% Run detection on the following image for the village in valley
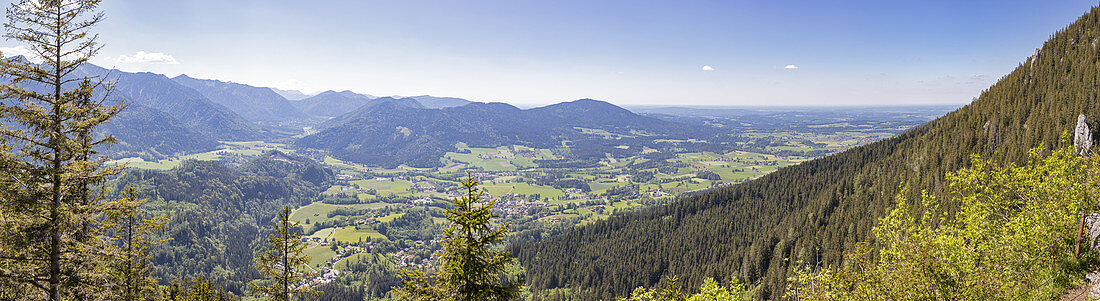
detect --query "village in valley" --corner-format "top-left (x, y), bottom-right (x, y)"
top-left (107, 108), bottom-right (944, 291)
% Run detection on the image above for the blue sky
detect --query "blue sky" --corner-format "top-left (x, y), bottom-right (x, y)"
top-left (2, 0), bottom-right (1095, 106)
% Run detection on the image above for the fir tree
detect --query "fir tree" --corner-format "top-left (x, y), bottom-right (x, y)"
top-left (394, 173), bottom-right (523, 300)
top-left (165, 276), bottom-right (241, 301)
top-left (250, 206), bottom-right (317, 300)
top-left (0, 0), bottom-right (122, 300)
top-left (104, 185), bottom-right (169, 300)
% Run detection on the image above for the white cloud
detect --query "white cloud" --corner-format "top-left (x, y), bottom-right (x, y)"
top-left (701, 65), bottom-right (715, 71)
top-left (784, 64), bottom-right (799, 70)
top-left (0, 45), bottom-right (38, 61)
top-left (116, 51), bottom-right (179, 65)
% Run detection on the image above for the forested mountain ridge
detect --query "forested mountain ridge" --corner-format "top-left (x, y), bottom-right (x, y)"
top-left (111, 151), bottom-right (334, 294)
top-left (295, 99), bottom-right (712, 168)
top-left (3, 59), bottom-right (272, 159)
top-left (511, 7), bottom-right (1100, 300)
top-left (318, 96), bottom-right (427, 129)
top-left (410, 95), bottom-right (472, 109)
top-left (98, 103), bottom-right (221, 160)
top-left (291, 90), bottom-right (378, 117)
top-left (172, 74), bottom-right (311, 124)
top-left (74, 63), bottom-right (270, 141)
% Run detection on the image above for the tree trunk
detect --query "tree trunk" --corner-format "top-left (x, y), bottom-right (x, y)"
top-left (1077, 209), bottom-right (1088, 259)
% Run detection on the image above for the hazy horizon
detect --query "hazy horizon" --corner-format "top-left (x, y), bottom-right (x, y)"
top-left (1, 0), bottom-right (1092, 107)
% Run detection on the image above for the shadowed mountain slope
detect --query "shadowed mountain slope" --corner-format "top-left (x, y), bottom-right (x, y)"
top-left (172, 74), bottom-right (309, 124)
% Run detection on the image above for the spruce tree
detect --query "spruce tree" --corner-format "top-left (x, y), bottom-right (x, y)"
top-left (104, 185), bottom-right (169, 300)
top-left (0, 0), bottom-right (122, 300)
top-left (395, 173), bottom-right (523, 300)
top-left (250, 206), bottom-right (317, 300)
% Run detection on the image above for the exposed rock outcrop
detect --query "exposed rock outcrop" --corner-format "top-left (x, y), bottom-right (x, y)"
top-left (1075, 114), bottom-right (1091, 157)
top-left (1080, 214), bottom-right (1100, 299)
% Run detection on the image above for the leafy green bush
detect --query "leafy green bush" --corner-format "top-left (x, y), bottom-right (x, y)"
top-left (789, 145), bottom-right (1100, 300)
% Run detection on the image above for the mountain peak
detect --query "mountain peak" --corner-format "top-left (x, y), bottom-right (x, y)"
top-left (410, 95), bottom-right (473, 109)
top-left (170, 74), bottom-right (308, 123)
top-left (534, 98), bottom-right (633, 115)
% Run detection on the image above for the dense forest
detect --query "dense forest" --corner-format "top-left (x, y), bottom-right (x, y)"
top-left (110, 151), bottom-right (334, 294)
top-left (511, 6), bottom-right (1100, 300)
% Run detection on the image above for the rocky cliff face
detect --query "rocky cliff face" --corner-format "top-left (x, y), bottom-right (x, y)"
top-left (1080, 214), bottom-right (1100, 299)
top-left (1075, 114), bottom-right (1091, 157)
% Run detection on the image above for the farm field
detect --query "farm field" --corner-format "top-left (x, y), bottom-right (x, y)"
top-left (331, 226), bottom-right (387, 243)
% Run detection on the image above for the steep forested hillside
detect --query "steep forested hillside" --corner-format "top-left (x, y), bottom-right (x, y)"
top-left (111, 151), bottom-right (334, 294)
top-left (318, 97), bottom-right (426, 129)
top-left (99, 103), bottom-right (221, 159)
top-left (75, 64), bottom-right (269, 141)
top-left (172, 74), bottom-right (310, 124)
top-left (295, 99), bottom-right (710, 168)
top-left (512, 7), bottom-right (1100, 300)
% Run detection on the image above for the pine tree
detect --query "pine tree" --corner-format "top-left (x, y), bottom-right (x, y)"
top-left (250, 206), bottom-right (318, 300)
top-left (104, 185), bottom-right (169, 300)
top-left (0, 0), bottom-right (122, 300)
top-left (164, 276), bottom-right (240, 301)
top-left (394, 173), bottom-right (523, 300)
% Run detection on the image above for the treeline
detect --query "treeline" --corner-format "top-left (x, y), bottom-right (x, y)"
top-left (511, 5), bottom-right (1100, 300)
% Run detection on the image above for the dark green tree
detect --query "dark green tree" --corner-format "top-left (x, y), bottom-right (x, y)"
top-left (0, 0), bottom-right (122, 300)
top-left (250, 206), bottom-right (318, 300)
top-left (165, 276), bottom-right (241, 301)
top-left (104, 185), bottom-right (169, 300)
top-left (394, 174), bottom-right (523, 300)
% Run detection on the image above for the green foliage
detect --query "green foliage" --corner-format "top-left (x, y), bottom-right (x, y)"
top-left (0, 0), bottom-right (126, 299)
top-left (695, 171), bottom-right (721, 181)
top-left (394, 174), bottom-right (523, 300)
top-left (100, 103), bottom-right (221, 160)
top-left (111, 151), bottom-right (333, 294)
top-left (105, 185), bottom-right (170, 300)
top-left (620, 275), bottom-right (746, 301)
top-left (164, 276), bottom-right (241, 301)
top-left (250, 207), bottom-right (318, 300)
top-left (788, 145), bottom-right (1100, 300)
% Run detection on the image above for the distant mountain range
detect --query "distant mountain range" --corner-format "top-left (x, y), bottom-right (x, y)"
top-left (318, 97), bottom-right (426, 129)
top-left (75, 64), bottom-right (271, 141)
top-left (98, 103), bottom-right (221, 160)
top-left (49, 60), bottom-right (691, 167)
top-left (409, 95), bottom-right (472, 109)
top-left (172, 74), bottom-right (310, 124)
top-left (269, 87), bottom-right (314, 100)
top-left (34, 62), bottom-right (485, 160)
top-left (296, 98), bottom-right (710, 168)
top-left (289, 90), bottom-right (378, 118)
